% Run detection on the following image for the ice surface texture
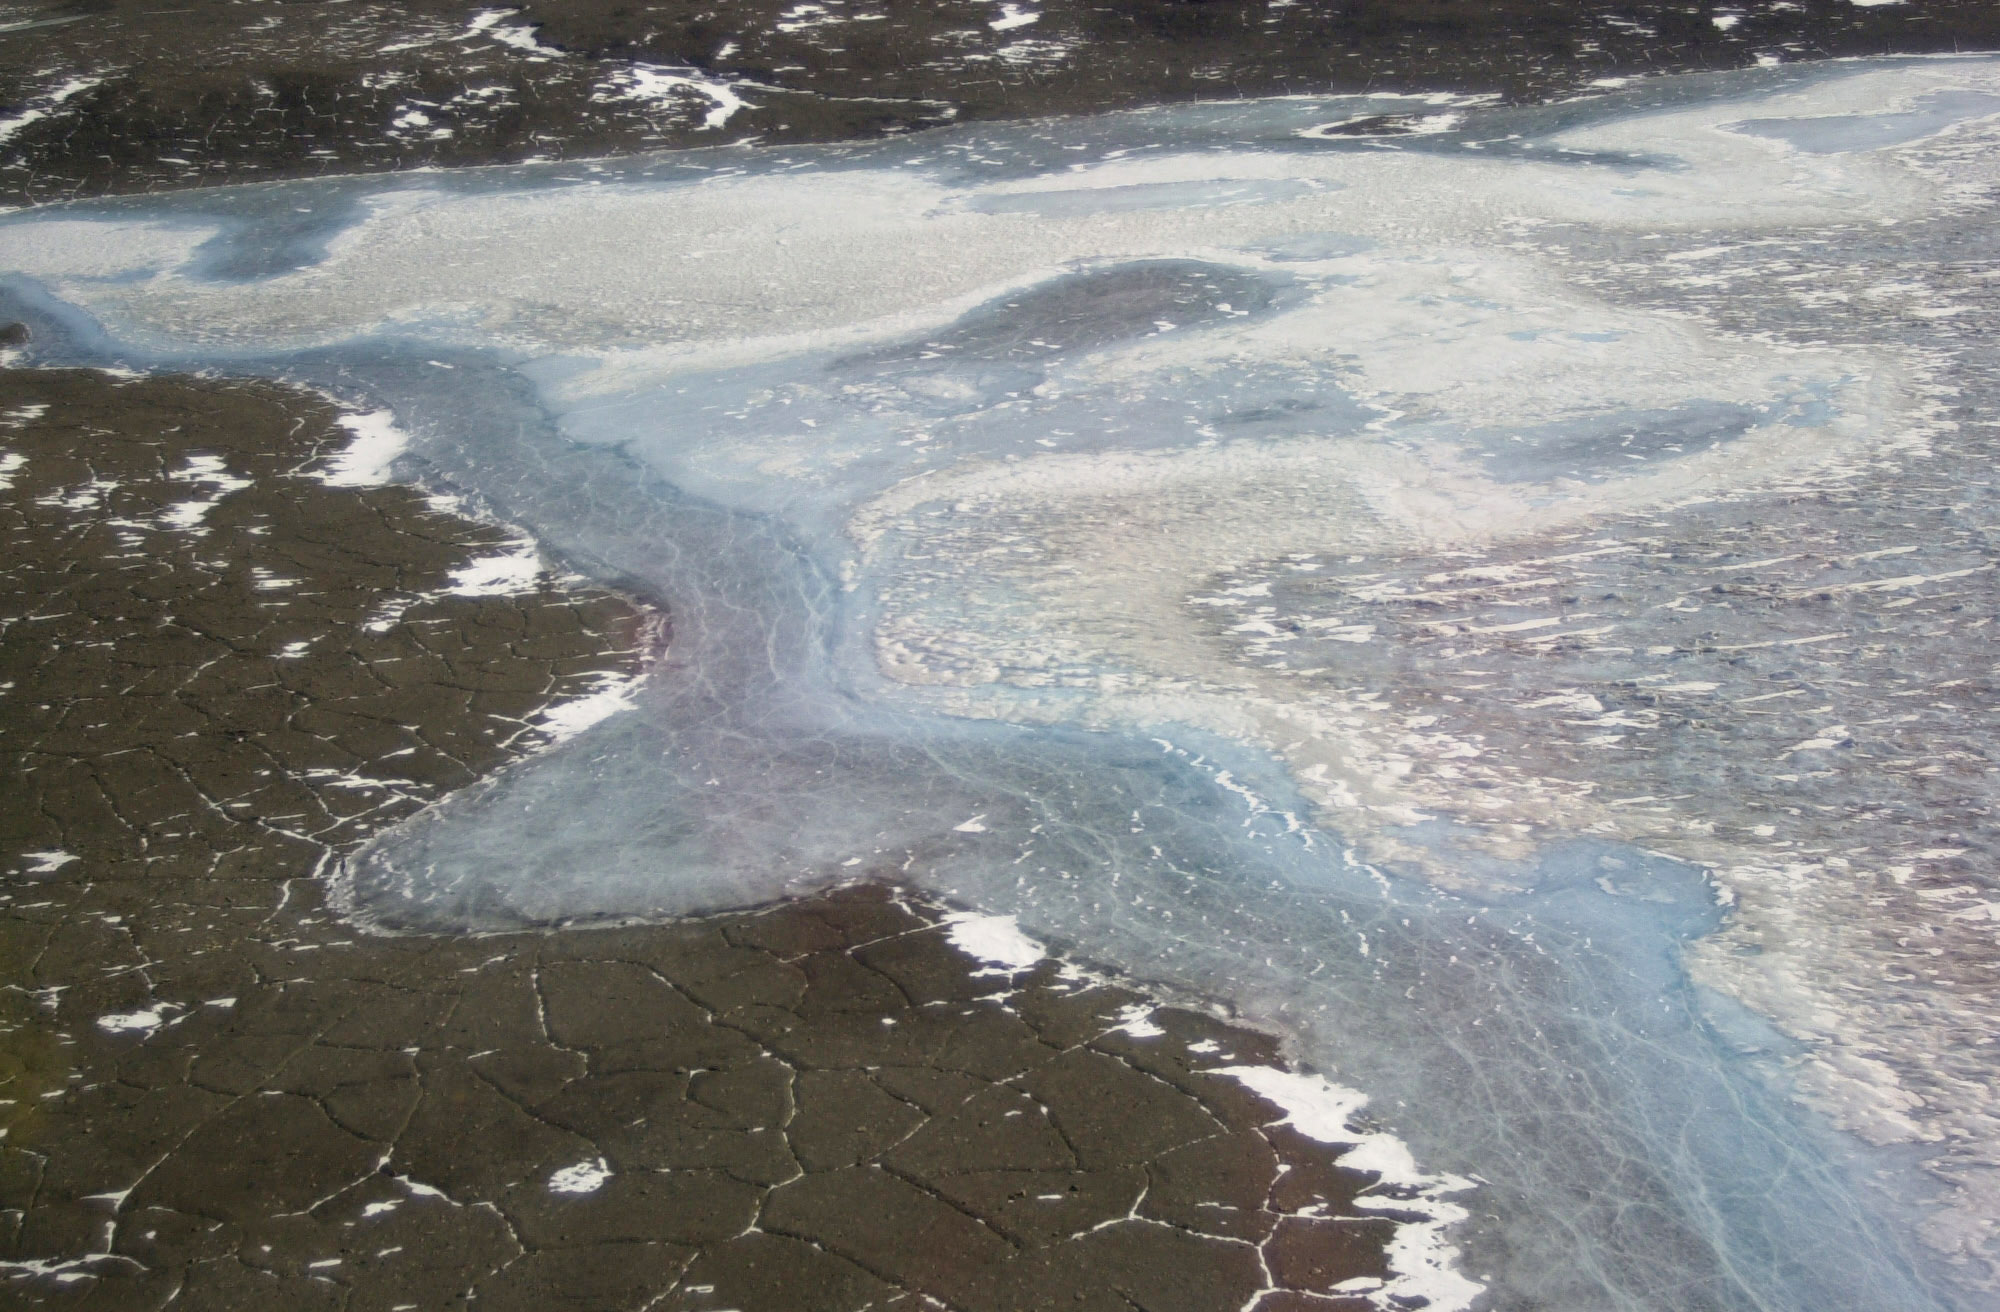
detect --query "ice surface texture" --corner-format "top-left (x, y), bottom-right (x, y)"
top-left (6, 56), bottom-right (2000, 1312)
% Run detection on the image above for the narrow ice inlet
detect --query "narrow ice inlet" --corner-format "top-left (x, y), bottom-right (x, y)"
top-left (5, 56), bottom-right (1999, 1312)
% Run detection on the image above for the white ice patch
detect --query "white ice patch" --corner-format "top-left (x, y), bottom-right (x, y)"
top-left (157, 500), bottom-right (213, 531)
top-left (535, 671), bottom-right (644, 742)
top-left (321, 409), bottom-right (411, 487)
top-left (302, 767), bottom-right (405, 793)
top-left (446, 539), bottom-right (543, 596)
top-left (1217, 1064), bottom-right (1484, 1312)
top-left (465, 8), bottom-right (561, 58)
top-left (596, 63), bottom-right (755, 132)
top-left (0, 1255), bottom-right (126, 1284)
top-left (1218, 1064), bottom-right (1369, 1141)
top-left (96, 1006), bottom-right (174, 1036)
top-left (0, 450), bottom-right (24, 490)
top-left (547, 1158), bottom-right (611, 1194)
top-left (0, 76), bottom-right (100, 146)
top-left (942, 911), bottom-right (1045, 974)
top-left (774, 3), bottom-right (886, 33)
top-left (158, 453), bottom-right (251, 531)
top-left (989, 37), bottom-right (1077, 67)
top-left (388, 106), bottom-right (454, 140)
top-left (20, 849), bottom-right (78, 874)
top-left (989, 4), bottom-right (1040, 31)
top-left (1110, 1003), bottom-right (1165, 1038)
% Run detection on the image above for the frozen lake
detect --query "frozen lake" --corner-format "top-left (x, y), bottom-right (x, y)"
top-left (4, 54), bottom-right (1998, 1312)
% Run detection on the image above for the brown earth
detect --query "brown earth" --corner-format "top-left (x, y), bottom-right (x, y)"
top-left (0, 366), bottom-right (1409, 1309)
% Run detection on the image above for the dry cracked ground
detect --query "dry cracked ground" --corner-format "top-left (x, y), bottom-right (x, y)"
top-left (0, 367), bottom-right (1420, 1310)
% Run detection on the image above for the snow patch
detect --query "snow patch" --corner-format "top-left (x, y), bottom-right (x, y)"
top-left (0, 76), bottom-right (99, 147)
top-left (1111, 1003), bottom-right (1165, 1038)
top-left (158, 453), bottom-right (251, 532)
top-left (942, 911), bottom-right (1045, 974)
top-left (548, 1158), bottom-right (611, 1194)
top-left (158, 500), bottom-right (214, 531)
top-left (447, 539), bottom-right (544, 596)
top-left (21, 849), bottom-right (78, 875)
top-left (990, 37), bottom-right (1076, 67)
top-left (97, 1006), bottom-right (175, 1036)
top-left (0, 1255), bottom-right (125, 1283)
top-left (536, 671), bottom-right (644, 742)
top-left (1218, 1064), bottom-right (1369, 1141)
top-left (321, 409), bottom-right (411, 487)
top-left (990, 4), bottom-right (1040, 31)
top-left (1217, 1064), bottom-right (1484, 1312)
top-left (465, 9), bottom-right (561, 58)
top-left (597, 64), bottom-right (756, 132)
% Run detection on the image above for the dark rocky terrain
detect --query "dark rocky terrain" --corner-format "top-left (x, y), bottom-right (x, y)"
top-left (4, 0), bottom-right (1998, 206)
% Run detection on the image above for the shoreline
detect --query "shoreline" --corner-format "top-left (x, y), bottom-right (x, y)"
top-left (4, 0), bottom-right (2000, 209)
top-left (0, 364), bottom-right (1462, 1310)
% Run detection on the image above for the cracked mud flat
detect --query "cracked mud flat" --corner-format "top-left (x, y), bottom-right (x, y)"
top-left (0, 368), bottom-right (1431, 1310)
top-left (4, 0), bottom-right (2000, 206)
